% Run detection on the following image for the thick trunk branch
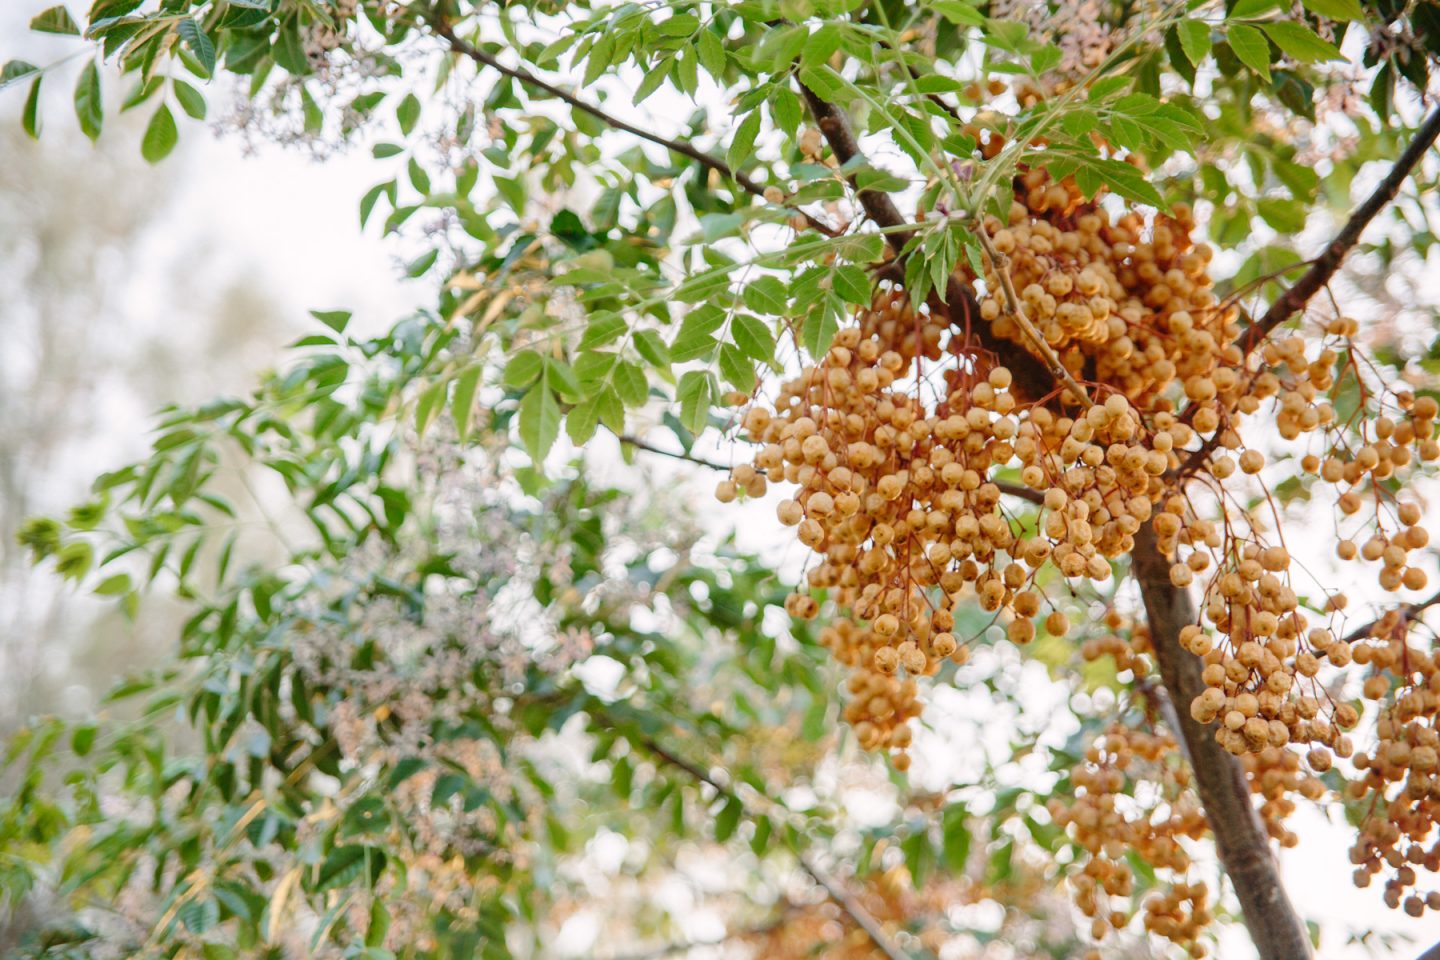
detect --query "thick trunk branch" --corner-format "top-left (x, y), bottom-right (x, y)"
top-left (1132, 522), bottom-right (1312, 960)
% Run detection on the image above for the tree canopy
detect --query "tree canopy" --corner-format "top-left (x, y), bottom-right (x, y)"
top-left (6, 0), bottom-right (1440, 958)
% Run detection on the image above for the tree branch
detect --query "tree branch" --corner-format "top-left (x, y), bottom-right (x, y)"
top-left (607, 725), bottom-right (918, 960)
top-left (796, 82), bottom-right (1057, 402)
top-left (618, 433), bottom-right (730, 471)
top-left (976, 225), bottom-right (1093, 409)
top-left (429, 17), bottom-right (840, 238)
top-left (1341, 586), bottom-right (1440, 645)
top-left (1236, 104), bottom-right (1440, 357)
top-left (1131, 521), bottom-right (1312, 960)
top-left (620, 429), bottom-right (1043, 510)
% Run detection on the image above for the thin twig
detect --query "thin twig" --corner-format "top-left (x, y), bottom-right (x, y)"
top-left (429, 16), bottom-right (840, 238)
top-left (622, 730), bottom-right (918, 960)
top-left (622, 429), bottom-right (1042, 510)
top-left (1341, 587), bottom-right (1440, 645)
top-left (1236, 104), bottom-right (1440, 356)
top-left (974, 227), bottom-right (1093, 409)
top-left (618, 433), bottom-right (730, 471)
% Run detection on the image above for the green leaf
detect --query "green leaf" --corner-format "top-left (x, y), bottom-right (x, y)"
top-left (504, 350), bottom-right (545, 389)
top-left (388, 756), bottom-right (428, 788)
top-left (676, 370), bottom-right (713, 435)
top-left (1256, 197), bottom-right (1307, 233)
top-left (718, 343), bottom-right (754, 389)
top-left (451, 366), bottom-right (481, 441)
top-left (697, 29), bottom-right (726, 77)
top-left (177, 19), bottom-right (215, 76)
top-left (566, 393), bottom-right (603, 445)
top-left (741, 275), bottom-right (787, 315)
top-left (22, 76), bottom-right (42, 139)
top-left (1, 60), bottom-right (39, 87)
top-left (613, 361), bottom-right (648, 407)
top-left (726, 109), bottom-right (761, 173)
top-left (1228, 0), bottom-right (1281, 16)
top-left (1080, 158), bottom-right (1165, 208)
top-left (140, 104), bottom-right (177, 163)
top-left (1302, 0), bottom-right (1363, 18)
top-left (801, 295), bottom-right (840, 357)
top-left (1176, 20), bottom-right (1212, 66)
top-left (671, 305), bottom-right (726, 362)
top-left (178, 897), bottom-right (220, 935)
top-left (396, 93), bottom-right (420, 135)
top-left (770, 87), bottom-right (802, 135)
top-left (931, 0), bottom-right (985, 26)
top-left (832, 264), bottom-right (872, 305)
top-left (172, 79), bottom-right (206, 120)
top-left (71, 724), bottom-right (96, 757)
top-left (1226, 23), bottom-right (1272, 81)
top-left (1260, 21), bottom-right (1342, 62)
top-left (310, 309), bottom-right (352, 333)
top-left (314, 845), bottom-right (382, 893)
top-left (902, 831), bottom-right (932, 888)
top-left (518, 376), bottom-right (561, 462)
top-left (731, 314), bottom-right (775, 362)
top-left (634, 329), bottom-right (671, 368)
top-left (660, 12), bottom-right (699, 35)
top-left (579, 311), bottom-right (627, 349)
top-left (95, 573), bottom-right (132, 596)
top-left (30, 5), bottom-right (79, 34)
top-left (942, 804), bottom-right (971, 872)
top-left (415, 379), bottom-right (446, 437)
top-left (73, 61), bottom-right (102, 142)
top-left (714, 798), bottom-right (742, 842)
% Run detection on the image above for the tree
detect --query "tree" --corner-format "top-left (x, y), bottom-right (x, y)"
top-left (5, 0), bottom-right (1440, 957)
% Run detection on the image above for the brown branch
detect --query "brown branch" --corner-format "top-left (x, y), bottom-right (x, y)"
top-left (975, 226), bottom-right (1093, 409)
top-left (798, 83), bottom-right (916, 251)
top-left (618, 433), bottom-right (730, 471)
top-left (797, 82), bottom-right (1056, 403)
top-left (1236, 104), bottom-right (1440, 357)
top-left (1167, 107), bottom-right (1440, 480)
top-left (429, 17), bottom-right (839, 238)
top-left (621, 730), bottom-right (919, 960)
top-left (1131, 522), bottom-right (1312, 960)
top-left (1341, 587), bottom-right (1440, 645)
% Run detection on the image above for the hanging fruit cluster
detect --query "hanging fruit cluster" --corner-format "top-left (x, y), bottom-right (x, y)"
top-left (1050, 722), bottom-right (1212, 958)
top-left (716, 152), bottom-right (1440, 917)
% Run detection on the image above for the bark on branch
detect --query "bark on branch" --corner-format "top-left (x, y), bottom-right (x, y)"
top-left (795, 82), bottom-right (1058, 402)
top-left (1236, 105), bottom-right (1440, 357)
top-left (1132, 522), bottom-right (1313, 960)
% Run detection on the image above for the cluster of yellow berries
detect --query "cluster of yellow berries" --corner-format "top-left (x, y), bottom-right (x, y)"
top-left (974, 169), bottom-right (1227, 413)
top-left (1345, 607), bottom-right (1440, 915)
top-left (716, 156), bottom-right (1440, 922)
top-left (1241, 744), bottom-right (1325, 849)
top-left (1049, 723), bottom-right (1212, 957)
